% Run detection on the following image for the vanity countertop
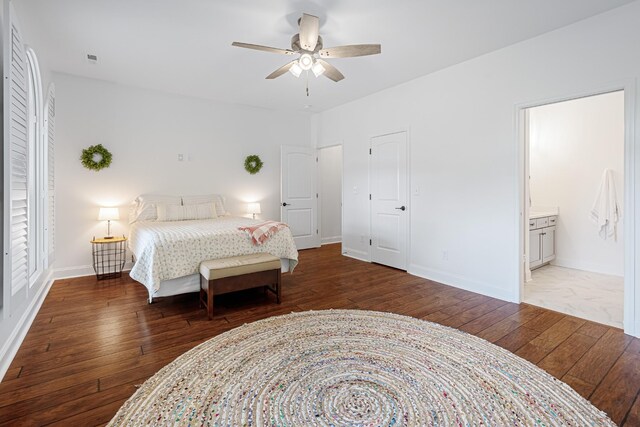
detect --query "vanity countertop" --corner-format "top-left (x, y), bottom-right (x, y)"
top-left (530, 207), bottom-right (559, 219)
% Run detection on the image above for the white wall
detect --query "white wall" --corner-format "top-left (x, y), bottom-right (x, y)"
top-left (316, 1), bottom-right (640, 304)
top-left (13, 0), bottom-right (52, 93)
top-left (530, 91), bottom-right (624, 276)
top-left (319, 145), bottom-right (342, 244)
top-left (54, 72), bottom-right (312, 274)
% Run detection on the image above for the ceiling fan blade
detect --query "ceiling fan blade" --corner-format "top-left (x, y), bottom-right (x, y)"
top-left (298, 13), bottom-right (320, 51)
top-left (231, 42), bottom-right (295, 56)
top-left (317, 59), bottom-right (344, 82)
top-left (318, 44), bottom-right (381, 58)
top-left (266, 61), bottom-right (297, 79)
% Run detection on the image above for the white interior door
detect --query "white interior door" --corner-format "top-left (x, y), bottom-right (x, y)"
top-left (281, 146), bottom-right (319, 250)
top-left (370, 132), bottom-right (408, 270)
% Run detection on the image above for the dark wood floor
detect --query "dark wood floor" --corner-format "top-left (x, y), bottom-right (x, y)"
top-left (0, 244), bottom-right (638, 426)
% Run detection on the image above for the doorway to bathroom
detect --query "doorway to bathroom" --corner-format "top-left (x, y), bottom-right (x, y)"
top-left (318, 145), bottom-right (343, 249)
top-left (521, 91), bottom-right (625, 329)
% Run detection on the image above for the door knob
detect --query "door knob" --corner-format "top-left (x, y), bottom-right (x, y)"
top-left (395, 206), bottom-right (406, 211)
top-left (282, 202), bottom-right (290, 207)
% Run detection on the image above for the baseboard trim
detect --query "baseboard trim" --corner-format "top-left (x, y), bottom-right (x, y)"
top-left (342, 247), bottom-right (369, 263)
top-left (552, 257), bottom-right (623, 277)
top-left (53, 262), bottom-right (134, 280)
top-left (0, 269), bottom-right (55, 382)
top-left (409, 264), bottom-right (516, 303)
top-left (321, 236), bottom-right (342, 245)
top-left (627, 318), bottom-right (640, 338)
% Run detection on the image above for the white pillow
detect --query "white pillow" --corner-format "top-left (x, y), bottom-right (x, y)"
top-left (157, 202), bottom-right (217, 221)
top-left (182, 194), bottom-right (226, 215)
top-left (128, 201), bottom-right (139, 224)
top-left (130, 194), bottom-right (182, 223)
top-left (136, 194), bottom-right (182, 206)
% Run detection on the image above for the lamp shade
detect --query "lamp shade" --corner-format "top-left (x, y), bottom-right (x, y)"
top-left (289, 62), bottom-right (302, 78)
top-left (98, 207), bottom-right (120, 221)
top-left (247, 202), bottom-right (261, 215)
top-left (311, 61), bottom-right (325, 77)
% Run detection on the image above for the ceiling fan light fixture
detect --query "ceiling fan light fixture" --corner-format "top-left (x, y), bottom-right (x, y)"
top-left (298, 53), bottom-right (313, 71)
top-left (289, 62), bottom-right (303, 77)
top-left (311, 60), bottom-right (325, 77)
top-left (232, 12), bottom-right (381, 86)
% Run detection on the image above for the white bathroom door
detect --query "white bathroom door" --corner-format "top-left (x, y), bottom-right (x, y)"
top-left (370, 132), bottom-right (408, 270)
top-left (281, 146), bottom-right (320, 249)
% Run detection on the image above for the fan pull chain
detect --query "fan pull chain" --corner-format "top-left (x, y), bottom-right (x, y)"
top-left (306, 71), bottom-right (309, 97)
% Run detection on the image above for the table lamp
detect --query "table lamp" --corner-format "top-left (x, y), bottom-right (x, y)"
top-left (247, 202), bottom-right (261, 219)
top-left (98, 207), bottom-right (119, 239)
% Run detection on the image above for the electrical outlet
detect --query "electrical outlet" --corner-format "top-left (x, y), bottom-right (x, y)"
top-left (442, 250), bottom-right (449, 261)
top-left (360, 235), bottom-right (365, 244)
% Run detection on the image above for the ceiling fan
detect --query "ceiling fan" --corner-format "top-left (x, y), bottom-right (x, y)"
top-left (231, 13), bottom-right (381, 86)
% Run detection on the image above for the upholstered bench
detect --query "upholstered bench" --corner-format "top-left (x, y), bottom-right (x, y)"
top-left (199, 253), bottom-right (281, 320)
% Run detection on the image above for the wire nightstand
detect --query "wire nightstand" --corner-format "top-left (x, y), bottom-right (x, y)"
top-left (91, 236), bottom-right (127, 280)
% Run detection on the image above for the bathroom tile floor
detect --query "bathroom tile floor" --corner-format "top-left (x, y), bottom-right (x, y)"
top-left (524, 265), bottom-right (623, 328)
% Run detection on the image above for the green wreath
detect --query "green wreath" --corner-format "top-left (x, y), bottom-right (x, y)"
top-left (81, 144), bottom-right (113, 171)
top-left (244, 154), bottom-right (264, 175)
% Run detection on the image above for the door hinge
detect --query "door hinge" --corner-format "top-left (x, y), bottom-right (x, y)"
top-left (369, 239), bottom-right (372, 245)
top-left (316, 157), bottom-right (318, 162)
top-left (369, 194), bottom-right (371, 200)
top-left (316, 229), bottom-right (319, 234)
top-left (316, 193), bottom-right (318, 198)
top-left (369, 148), bottom-right (372, 155)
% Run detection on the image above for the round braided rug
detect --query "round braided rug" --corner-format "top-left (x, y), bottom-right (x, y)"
top-left (109, 309), bottom-right (615, 426)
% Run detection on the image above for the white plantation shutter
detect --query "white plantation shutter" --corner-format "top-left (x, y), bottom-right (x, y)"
top-left (46, 85), bottom-right (55, 262)
top-left (3, 3), bottom-right (30, 298)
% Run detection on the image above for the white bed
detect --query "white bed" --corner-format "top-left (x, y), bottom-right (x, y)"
top-left (128, 216), bottom-right (298, 302)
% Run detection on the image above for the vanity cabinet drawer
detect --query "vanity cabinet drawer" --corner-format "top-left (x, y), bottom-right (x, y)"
top-left (548, 216), bottom-right (557, 226)
top-left (536, 217), bottom-right (549, 228)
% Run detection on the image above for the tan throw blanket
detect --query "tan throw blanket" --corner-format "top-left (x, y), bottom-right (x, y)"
top-left (238, 221), bottom-right (289, 245)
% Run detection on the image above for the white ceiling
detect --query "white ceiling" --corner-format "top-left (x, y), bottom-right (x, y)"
top-left (20, 0), bottom-right (635, 112)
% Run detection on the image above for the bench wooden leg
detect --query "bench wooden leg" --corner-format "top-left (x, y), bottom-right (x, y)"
top-left (200, 274), bottom-right (214, 320)
top-left (207, 279), bottom-right (214, 320)
top-left (276, 269), bottom-right (281, 304)
top-left (199, 275), bottom-right (207, 309)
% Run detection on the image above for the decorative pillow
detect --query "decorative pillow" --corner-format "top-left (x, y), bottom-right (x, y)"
top-left (130, 194), bottom-right (182, 223)
top-left (182, 194), bottom-right (227, 216)
top-left (128, 202), bottom-right (139, 224)
top-left (157, 202), bottom-right (217, 222)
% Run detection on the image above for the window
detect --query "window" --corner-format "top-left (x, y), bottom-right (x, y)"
top-left (3, 2), bottom-right (52, 308)
top-left (25, 48), bottom-right (44, 285)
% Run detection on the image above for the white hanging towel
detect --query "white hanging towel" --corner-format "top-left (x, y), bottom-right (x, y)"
top-left (589, 169), bottom-right (620, 240)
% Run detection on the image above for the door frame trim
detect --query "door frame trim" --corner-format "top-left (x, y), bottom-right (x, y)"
top-left (514, 80), bottom-right (637, 336)
top-left (369, 129), bottom-right (411, 270)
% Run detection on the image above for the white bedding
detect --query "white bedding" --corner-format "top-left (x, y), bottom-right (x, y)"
top-left (128, 217), bottom-right (298, 301)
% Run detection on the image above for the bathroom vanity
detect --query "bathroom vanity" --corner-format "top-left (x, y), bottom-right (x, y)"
top-left (529, 209), bottom-right (558, 270)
